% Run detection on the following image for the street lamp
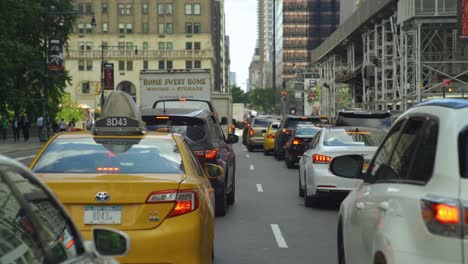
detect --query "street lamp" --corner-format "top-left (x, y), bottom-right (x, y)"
top-left (99, 43), bottom-right (138, 107)
top-left (41, 10), bottom-right (96, 142)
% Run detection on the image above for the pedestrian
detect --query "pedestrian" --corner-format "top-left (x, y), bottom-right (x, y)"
top-left (1, 115), bottom-right (9, 142)
top-left (22, 114), bottom-right (30, 142)
top-left (12, 116), bottom-right (20, 142)
top-left (58, 118), bottom-right (67, 132)
top-left (86, 117), bottom-right (93, 131)
top-left (36, 115), bottom-right (44, 140)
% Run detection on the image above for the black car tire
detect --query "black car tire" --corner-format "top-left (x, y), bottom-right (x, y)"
top-left (247, 144), bottom-right (253, 152)
top-left (227, 174), bottom-right (235, 205)
top-left (338, 221), bottom-right (346, 264)
top-left (263, 149), bottom-right (269, 156)
top-left (285, 155), bottom-right (294, 168)
top-left (304, 183), bottom-right (318, 208)
top-left (215, 184), bottom-right (227, 216)
top-left (298, 171), bottom-right (304, 197)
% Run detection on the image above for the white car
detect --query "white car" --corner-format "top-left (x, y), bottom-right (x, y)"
top-left (298, 126), bottom-right (387, 207)
top-left (330, 99), bottom-right (468, 264)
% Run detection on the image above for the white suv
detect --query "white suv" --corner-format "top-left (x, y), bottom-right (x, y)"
top-left (329, 99), bottom-right (468, 264)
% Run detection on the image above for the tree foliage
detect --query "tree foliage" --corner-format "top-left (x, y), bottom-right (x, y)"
top-left (230, 86), bottom-right (251, 105)
top-left (249, 88), bottom-right (277, 114)
top-left (0, 0), bottom-right (75, 120)
top-left (55, 92), bottom-right (85, 123)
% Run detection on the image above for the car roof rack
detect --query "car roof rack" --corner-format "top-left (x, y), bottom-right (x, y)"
top-left (93, 91), bottom-right (147, 135)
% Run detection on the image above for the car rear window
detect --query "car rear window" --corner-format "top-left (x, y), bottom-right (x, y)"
top-left (323, 128), bottom-right (386, 147)
top-left (295, 127), bottom-right (320, 137)
top-left (153, 101), bottom-right (211, 111)
top-left (253, 118), bottom-right (271, 127)
top-left (32, 137), bottom-right (183, 174)
top-left (285, 118), bottom-right (320, 129)
top-left (143, 116), bottom-right (207, 142)
top-left (335, 113), bottom-right (392, 128)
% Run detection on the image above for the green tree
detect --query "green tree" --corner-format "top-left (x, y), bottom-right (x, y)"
top-left (56, 93), bottom-right (85, 123)
top-left (230, 86), bottom-right (251, 104)
top-left (249, 88), bottom-right (277, 114)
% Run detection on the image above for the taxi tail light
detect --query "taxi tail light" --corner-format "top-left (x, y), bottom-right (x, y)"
top-left (169, 190), bottom-right (199, 217)
top-left (249, 128), bottom-right (254, 136)
top-left (420, 198), bottom-right (462, 238)
top-left (312, 154), bottom-right (332, 164)
top-left (292, 138), bottom-right (303, 145)
top-left (266, 134), bottom-right (276, 139)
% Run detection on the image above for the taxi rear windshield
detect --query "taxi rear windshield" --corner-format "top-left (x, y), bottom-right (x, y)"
top-left (143, 116), bottom-right (207, 142)
top-left (32, 137), bottom-right (183, 174)
top-left (324, 128), bottom-right (386, 147)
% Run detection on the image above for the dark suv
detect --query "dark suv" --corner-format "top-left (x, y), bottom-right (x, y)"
top-left (335, 110), bottom-right (392, 128)
top-left (142, 108), bottom-right (238, 216)
top-left (274, 115), bottom-right (320, 160)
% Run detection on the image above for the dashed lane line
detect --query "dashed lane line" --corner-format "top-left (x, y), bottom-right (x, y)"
top-left (250, 164), bottom-right (255, 170)
top-left (15, 155), bottom-right (36, 161)
top-left (271, 224), bottom-right (288, 248)
top-left (256, 184), bottom-right (264, 192)
top-left (246, 154), bottom-right (250, 158)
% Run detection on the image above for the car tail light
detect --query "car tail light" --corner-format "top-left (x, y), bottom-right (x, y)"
top-left (146, 190), bottom-right (199, 217)
top-left (421, 197), bottom-right (462, 238)
top-left (155, 116), bottom-right (170, 120)
top-left (96, 167), bottom-right (121, 172)
top-left (282, 128), bottom-right (292, 133)
top-left (266, 134), bottom-right (276, 139)
top-left (292, 138), bottom-right (303, 145)
top-left (194, 149), bottom-right (218, 160)
top-left (249, 128), bottom-right (254, 136)
top-left (312, 154), bottom-right (332, 164)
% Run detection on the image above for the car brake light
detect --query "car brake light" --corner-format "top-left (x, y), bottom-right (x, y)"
top-left (156, 116), bottom-right (170, 120)
top-left (312, 154), bottom-right (332, 164)
top-left (179, 97), bottom-right (187, 101)
top-left (66, 239), bottom-right (75, 249)
top-left (146, 190), bottom-right (199, 217)
top-left (96, 167), bottom-right (120, 172)
top-left (266, 134), bottom-right (276, 139)
top-left (249, 129), bottom-right (254, 136)
top-left (282, 128), bottom-right (292, 133)
top-left (194, 149), bottom-right (218, 160)
top-left (292, 138), bottom-right (303, 145)
top-left (421, 197), bottom-right (462, 238)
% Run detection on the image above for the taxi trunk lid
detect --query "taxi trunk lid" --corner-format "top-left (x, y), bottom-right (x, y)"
top-left (38, 173), bottom-right (185, 231)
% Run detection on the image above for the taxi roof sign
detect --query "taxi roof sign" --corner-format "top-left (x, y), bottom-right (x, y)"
top-left (93, 91), bottom-right (147, 135)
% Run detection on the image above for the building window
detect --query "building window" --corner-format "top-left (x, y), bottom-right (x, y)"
top-left (118, 4), bottom-right (125, 15)
top-left (194, 42), bottom-right (201, 50)
top-left (126, 42), bottom-right (133, 50)
top-left (166, 23), bottom-right (173, 34)
top-left (194, 60), bottom-right (201, 69)
top-left (194, 23), bottom-right (201, 33)
top-left (166, 42), bottom-right (173, 50)
top-left (158, 42), bottom-right (165, 50)
top-left (127, 60), bottom-right (133, 71)
top-left (78, 42), bottom-right (85, 51)
top-left (102, 41), bottom-right (108, 49)
top-left (86, 3), bottom-right (92, 13)
top-left (86, 60), bottom-right (93, 71)
top-left (158, 4), bottom-right (164, 15)
top-left (167, 60), bottom-right (173, 69)
top-left (126, 24), bottom-right (133, 33)
top-left (78, 3), bottom-right (84, 13)
top-left (78, 60), bottom-right (85, 71)
top-left (159, 60), bottom-right (165, 69)
top-left (78, 23), bottom-right (84, 34)
top-left (118, 41), bottom-right (125, 50)
top-left (143, 60), bottom-right (148, 70)
top-left (102, 23), bottom-right (108, 33)
top-left (126, 4), bottom-right (132, 15)
top-left (185, 42), bottom-right (193, 50)
top-left (86, 24), bottom-right (93, 33)
top-left (119, 61), bottom-right (125, 71)
top-left (186, 61), bottom-right (193, 69)
top-left (194, 4), bottom-right (201, 15)
top-left (119, 24), bottom-right (125, 34)
top-left (158, 23), bottom-right (165, 34)
top-left (102, 3), bottom-right (108, 13)
top-left (86, 42), bottom-right (92, 50)
top-left (166, 4), bottom-right (173, 15)
top-left (143, 23), bottom-right (149, 33)
top-left (82, 82), bottom-right (90, 94)
top-left (186, 23), bottom-right (193, 34)
top-left (185, 4), bottom-right (192, 15)
top-left (143, 42), bottom-right (149, 50)
top-left (142, 3), bottom-right (148, 14)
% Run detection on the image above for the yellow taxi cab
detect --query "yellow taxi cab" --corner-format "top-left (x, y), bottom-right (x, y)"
top-left (262, 120), bottom-right (281, 155)
top-left (29, 91), bottom-right (222, 264)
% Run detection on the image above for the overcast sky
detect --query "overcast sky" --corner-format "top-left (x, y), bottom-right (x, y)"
top-left (225, 0), bottom-right (257, 91)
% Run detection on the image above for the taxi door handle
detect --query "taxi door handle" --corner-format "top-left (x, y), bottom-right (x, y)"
top-left (356, 202), bottom-right (365, 210)
top-left (379, 202), bottom-right (389, 212)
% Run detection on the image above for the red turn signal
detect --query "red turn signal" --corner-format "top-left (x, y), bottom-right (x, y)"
top-left (249, 129), bottom-right (254, 136)
top-left (434, 204), bottom-right (460, 224)
top-left (312, 154), bottom-right (332, 164)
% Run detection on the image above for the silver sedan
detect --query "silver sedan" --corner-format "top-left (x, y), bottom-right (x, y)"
top-left (298, 127), bottom-right (387, 207)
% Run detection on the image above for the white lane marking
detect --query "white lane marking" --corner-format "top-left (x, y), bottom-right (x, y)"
top-left (256, 184), bottom-right (264, 192)
top-left (250, 164), bottom-right (255, 170)
top-left (246, 154), bottom-right (250, 158)
top-left (243, 148), bottom-right (247, 152)
top-left (15, 155), bottom-right (36, 161)
top-left (271, 224), bottom-right (288, 248)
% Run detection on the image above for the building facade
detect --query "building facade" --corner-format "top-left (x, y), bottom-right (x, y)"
top-left (66, 0), bottom-right (228, 112)
top-left (261, 0), bottom-right (274, 88)
top-left (274, 0), bottom-right (339, 89)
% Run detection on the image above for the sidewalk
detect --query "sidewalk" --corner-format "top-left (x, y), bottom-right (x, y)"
top-left (0, 137), bottom-right (45, 154)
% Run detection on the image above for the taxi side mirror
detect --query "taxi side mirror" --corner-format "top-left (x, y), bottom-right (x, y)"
top-left (93, 227), bottom-right (130, 257)
top-left (205, 164), bottom-right (224, 179)
top-left (329, 155), bottom-right (364, 179)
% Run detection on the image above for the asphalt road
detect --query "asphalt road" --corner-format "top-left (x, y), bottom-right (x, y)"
top-left (5, 141), bottom-right (340, 264)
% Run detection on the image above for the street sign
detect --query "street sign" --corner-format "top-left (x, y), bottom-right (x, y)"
top-left (103, 63), bottom-right (114, 90)
top-left (48, 39), bottom-right (64, 73)
top-left (443, 79), bottom-right (451, 87)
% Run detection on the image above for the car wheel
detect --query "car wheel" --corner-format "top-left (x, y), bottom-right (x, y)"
top-left (274, 148), bottom-right (279, 160)
top-left (298, 170), bottom-right (304, 197)
top-left (285, 155), bottom-right (294, 169)
top-left (303, 182), bottom-right (318, 208)
top-left (263, 149), bottom-right (269, 156)
top-left (227, 174), bottom-right (235, 205)
top-left (338, 221), bottom-right (346, 264)
top-left (247, 144), bottom-right (253, 152)
top-left (215, 184), bottom-right (227, 216)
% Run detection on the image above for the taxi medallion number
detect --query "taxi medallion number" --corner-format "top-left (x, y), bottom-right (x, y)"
top-left (84, 206), bottom-right (122, 224)
top-left (95, 117), bottom-right (139, 128)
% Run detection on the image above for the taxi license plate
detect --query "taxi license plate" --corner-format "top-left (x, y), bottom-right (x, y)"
top-left (84, 206), bottom-right (122, 225)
